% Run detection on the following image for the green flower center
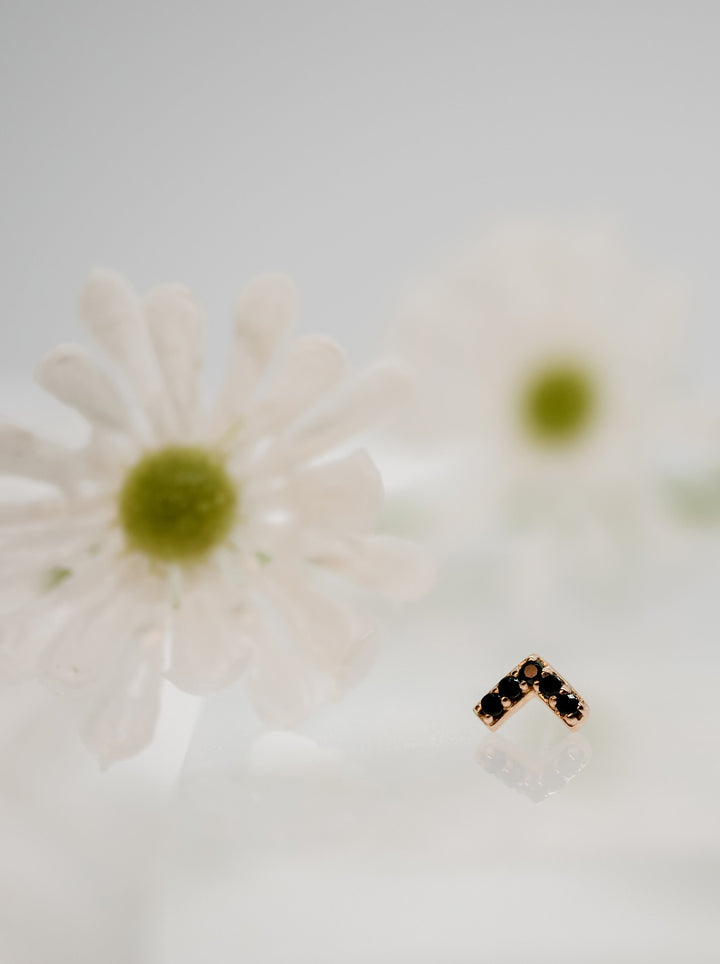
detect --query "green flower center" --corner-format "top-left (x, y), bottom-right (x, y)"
top-left (118, 446), bottom-right (238, 563)
top-left (521, 363), bottom-right (596, 444)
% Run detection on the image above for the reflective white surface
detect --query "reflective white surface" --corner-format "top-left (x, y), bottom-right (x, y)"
top-left (152, 571), bottom-right (720, 963)
top-left (1, 543), bottom-right (719, 962)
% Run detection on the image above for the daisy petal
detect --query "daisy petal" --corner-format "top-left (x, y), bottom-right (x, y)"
top-left (245, 629), bottom-right (329, 727)
top-left (84, 426), bottom-right (140, 482)
top-left (283, 363), bottom-right (410, 463)
top-left (0, 547), bottom-right (122, 681)
top-left (248, 335), bottom-right (346, 439)
top-left (81, 631), bottom-right (165, 768)
top-left (144, 284), bottom-right (205, 437)
top-left (0, 607), bottom-right (64, 683)
top-left (35, 344), bottom-right (133, 434)
top-left (79, 270), bottom-right (174, 440)
top-left (0, 499), bottom-right (112, 556)
top-left (234, 273), bottom-right (297, 367)
top-left (0, 421), bottom-right (79, 491)
top-left (166, 590), bottom-right (253, 695)
top-left (38, 609), bottom-right (118, 690)
top-left (37, 571), bottom-right (145, 690)
top-left (258, 566), bottom-right (359, 676)
top-left (284, 449), bottom-right (383, 534)
top-left (79, 269), bottom-right (145, 363)
top-left (0, 565), bottom-right (48, 617)
top-left (214, 274), bottom-right (297, 428)
top-left (309, 534), bottom-right (436, 602)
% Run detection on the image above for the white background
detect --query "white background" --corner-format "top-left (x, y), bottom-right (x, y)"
top-left (3, 2), bottom-right (720, 375)
top-left (1, 3), bottom-right (720, 963)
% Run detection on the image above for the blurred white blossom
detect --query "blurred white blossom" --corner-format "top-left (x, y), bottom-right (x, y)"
top-left (385, 222), bottom-right (692, 577)
top-left (0, 271), bottom-right (432, 767)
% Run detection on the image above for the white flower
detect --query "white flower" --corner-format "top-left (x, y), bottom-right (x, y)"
top-left (0, 271), bottom-right (432, 766)
top-left (386, 222), bottom-right (688, 567)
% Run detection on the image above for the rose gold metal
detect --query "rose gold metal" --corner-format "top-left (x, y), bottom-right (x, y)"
top-left (473, 654), bottom-right (589, 731)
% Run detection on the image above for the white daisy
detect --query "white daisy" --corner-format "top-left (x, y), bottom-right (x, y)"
top-left (0, 271), bottom-right (432, 766)
top-left (386, 221), bottom-right (688, 567)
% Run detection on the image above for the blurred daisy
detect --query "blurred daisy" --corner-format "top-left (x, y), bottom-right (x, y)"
top-left (0, 272), bottom-right (431, 766)
top-left (386, 222), bottom-right (688, 569)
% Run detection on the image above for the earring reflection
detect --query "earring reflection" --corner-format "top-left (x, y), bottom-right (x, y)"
top-left (476, 732), bottom-right (591, 803)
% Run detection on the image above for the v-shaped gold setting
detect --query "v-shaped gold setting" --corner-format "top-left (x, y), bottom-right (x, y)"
top-left (474, 654), bottom-right (588, 730)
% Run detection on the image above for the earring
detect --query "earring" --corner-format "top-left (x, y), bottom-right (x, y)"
top-left (474, 655), bottom-right (588, 730)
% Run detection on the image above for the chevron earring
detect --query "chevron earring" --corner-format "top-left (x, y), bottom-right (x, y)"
top-left (474, 655), bottom-right (588, 730)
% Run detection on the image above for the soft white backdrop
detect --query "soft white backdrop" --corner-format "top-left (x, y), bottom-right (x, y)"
top-left (1, 3), bottom-right (720, 963)
top-left (3, 2), bottom-right (720, 376)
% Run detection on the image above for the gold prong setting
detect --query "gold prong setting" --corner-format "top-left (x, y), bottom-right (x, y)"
top-left (474, 654), bottom-right (588, 730)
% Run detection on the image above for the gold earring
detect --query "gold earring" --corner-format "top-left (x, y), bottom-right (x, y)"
top-left (474, 655), bottom-right (588, 730)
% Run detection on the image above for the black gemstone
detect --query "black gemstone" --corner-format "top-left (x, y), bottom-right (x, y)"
top-left (538, 673), bottom-right (562, 697)
top-left (480, 693), bottom-right (504, 718)
top-left (555, 692), bottom-right (580, 716)
top-left (519, 659), bottom-right (543, 683)
top-left (497, 676), bottom-right (522, 701)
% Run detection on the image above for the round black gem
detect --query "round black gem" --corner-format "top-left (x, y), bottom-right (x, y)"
top-left (555, 692), bottom-right (580, 716)
top-left (497, 676), bottom-right (522, 701)
top-left (480, 693), bottom-right (504, 718)
top-left (519, 660), bottom-right (543, 683)
top-left (538, 673), bottom-right (562, 697)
